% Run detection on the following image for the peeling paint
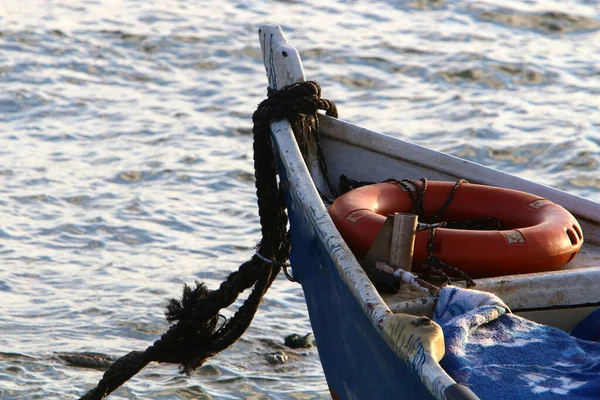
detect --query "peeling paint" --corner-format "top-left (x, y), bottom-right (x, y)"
top-left (503, 230), bottom-right (526, 244)
top-left (528, 199), bottom-right (553, 209)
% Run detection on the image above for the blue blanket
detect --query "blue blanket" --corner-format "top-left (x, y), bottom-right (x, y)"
top-left (433, 287), bottom-right (600, 399)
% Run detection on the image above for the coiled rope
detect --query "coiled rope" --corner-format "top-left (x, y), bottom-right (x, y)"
top-left (78, 81), bottom-right (337, 399)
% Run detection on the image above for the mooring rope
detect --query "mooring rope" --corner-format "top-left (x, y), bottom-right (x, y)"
top-left (78, 81), bottom-right (337, 399)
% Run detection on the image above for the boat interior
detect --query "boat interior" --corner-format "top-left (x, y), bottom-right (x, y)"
top-left (308, 113), bottom-right (600, 333)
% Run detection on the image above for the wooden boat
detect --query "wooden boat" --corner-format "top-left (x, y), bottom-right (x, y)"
top-left (258, 25), bottom-right (600, 400)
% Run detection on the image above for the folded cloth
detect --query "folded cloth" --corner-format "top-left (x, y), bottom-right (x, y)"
top-left (433, 286), bottom-right (600, 400)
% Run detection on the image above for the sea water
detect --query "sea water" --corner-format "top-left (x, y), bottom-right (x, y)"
top-left (1, 0), bottom-right (599, 398)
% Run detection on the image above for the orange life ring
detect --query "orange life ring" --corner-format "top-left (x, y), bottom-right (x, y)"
top-left (329, 181), bottom-right (583, 278)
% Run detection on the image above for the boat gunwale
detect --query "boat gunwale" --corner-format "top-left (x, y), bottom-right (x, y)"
top-left (259, 24), bottom-right (459, 399)
top-left (271, 119), bottom-right (457, 399)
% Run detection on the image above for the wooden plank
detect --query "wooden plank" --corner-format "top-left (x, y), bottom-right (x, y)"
top-left (390, 213), bottom-right (418, 271)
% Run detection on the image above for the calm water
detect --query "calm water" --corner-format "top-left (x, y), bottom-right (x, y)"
top-left (1, 0), bottom-right (599, 398)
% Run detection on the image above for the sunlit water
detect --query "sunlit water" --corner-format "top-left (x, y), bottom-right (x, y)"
top-left (0, 0), bottom-right (599, 398)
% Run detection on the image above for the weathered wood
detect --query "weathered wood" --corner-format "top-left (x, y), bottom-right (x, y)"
top-left (364, 212), bottom-right (418, 282)
top-left (390, 213), bottom-right (418, 271)
top-left (258, 25), bottom-right (305, 90)
top-left (259, 24), bottom-right (331, 196)
top-left (363, 216), bottom-right (394, 268)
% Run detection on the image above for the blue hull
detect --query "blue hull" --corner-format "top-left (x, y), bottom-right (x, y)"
top-left (277, 156), bottom-right (436, 400)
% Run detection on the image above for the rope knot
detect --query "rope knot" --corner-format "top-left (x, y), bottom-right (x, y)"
top-left (253, 81), bottom-right (338, 126)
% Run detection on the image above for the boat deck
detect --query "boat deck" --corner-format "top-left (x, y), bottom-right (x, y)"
top-left (315, 115), bottom-right (600, 330)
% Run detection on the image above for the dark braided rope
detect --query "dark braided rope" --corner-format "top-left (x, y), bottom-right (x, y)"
top-left (338, 174), bottom-right (374, 194)
top-left (396, 178), bottom-right (476, 286)
top-left (78, 81), bottom-right (337, 399)
top-left (265, 81), bottom-right (338, 198)
top-left (423, 227), bottom-right (476, 287)
top-left (384, 178), bottom-right (428, 215)
top-left (433, 179), bottom-right (467, 222)
top-left (378, 178), bottom-right (477, 287)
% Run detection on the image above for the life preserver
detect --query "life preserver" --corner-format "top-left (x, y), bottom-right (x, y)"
top-left (329, 181), bottom-right (583, 278)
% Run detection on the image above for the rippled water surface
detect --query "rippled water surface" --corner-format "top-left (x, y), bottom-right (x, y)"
top-left (1, 0), bottom-right (599, 398)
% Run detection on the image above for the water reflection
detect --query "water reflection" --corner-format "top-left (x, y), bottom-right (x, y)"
top-left (1, 0), bottom-right (599, 398)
